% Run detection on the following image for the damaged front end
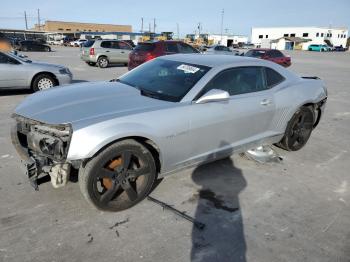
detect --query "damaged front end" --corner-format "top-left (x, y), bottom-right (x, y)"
top-left (11, 115), bottom-right (73, 190)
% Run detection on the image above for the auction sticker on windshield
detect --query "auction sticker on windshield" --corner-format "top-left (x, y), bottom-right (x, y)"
top-left (177, 64), bottom-right (200, 74)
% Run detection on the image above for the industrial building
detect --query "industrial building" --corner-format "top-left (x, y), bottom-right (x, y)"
top-left (33, 20), bottom-right (132, 33)
top-left (251, 26), bottom-right (348, 50)
top-left (204, 34), bottom-right (248, 46)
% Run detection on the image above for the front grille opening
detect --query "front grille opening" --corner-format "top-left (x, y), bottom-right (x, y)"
top-left (17, 132), bottom-right (28, 148)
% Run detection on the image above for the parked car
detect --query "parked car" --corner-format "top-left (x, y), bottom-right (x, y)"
top-left (12, 54), bottom-right (327, 211)
top-left (334, 45), bottom-right (347, 51)
top-left (80, 40), bottom-right (133, 68)
top-left (244, 48), bottom-right (291, 67)
top-left (70, 39), bottom-right (87, 47)
top-left (308, 44), bottom-right (328, 52)
top-left (204, 45), bottom-right (239, 55)
top-left (17, 40), bottom-right (51, 52)
top-left (128, 40), bottom-right (200, 70)
top-left (0, 51), bottom-right (72, 91)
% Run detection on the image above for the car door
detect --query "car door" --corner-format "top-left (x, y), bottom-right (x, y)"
top-left (116, 41), bottom-right (132, 63)
top-left (188, 66), bottom-right (276, 163)
top-left (0, 53), bottom-right (27, 88)
top-left (100, 41), bottom-right (115, 62)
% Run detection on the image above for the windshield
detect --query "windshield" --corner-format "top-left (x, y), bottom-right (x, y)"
top-left (118, 59), bottom-right (210, 102)
top-left (245, 50), bottom-right (266, 58)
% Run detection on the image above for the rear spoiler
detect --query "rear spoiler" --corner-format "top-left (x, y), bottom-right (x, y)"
top-left (301, 76), bottom-right (320, 80)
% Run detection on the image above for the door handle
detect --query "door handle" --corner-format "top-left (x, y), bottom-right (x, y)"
top-left (121, 51), bottom-right (125, 53)
top-left (260, 99), bottom-right (272, 106)
top-left (106, 50), bottom-right (110, 52)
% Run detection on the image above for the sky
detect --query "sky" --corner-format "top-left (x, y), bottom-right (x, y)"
top-left (0, 0), bottom-right (349, 37)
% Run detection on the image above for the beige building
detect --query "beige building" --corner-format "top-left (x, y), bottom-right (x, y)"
top-left (34, 20), bottom-right (132, 33)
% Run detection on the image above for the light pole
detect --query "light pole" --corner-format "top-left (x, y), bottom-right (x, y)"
top-left (220, 9), bottom-right (224, 44)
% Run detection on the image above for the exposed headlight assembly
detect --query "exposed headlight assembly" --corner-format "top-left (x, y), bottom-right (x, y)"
top-left (27, 124), bottom-right (72, 161)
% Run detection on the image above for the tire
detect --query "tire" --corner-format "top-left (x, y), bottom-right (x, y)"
top-left (277, 106), bottom-right (314, 151)
top-left (79, 139), bottom-right (157, 212)
top-left (45, 46), bottom-right (51, 52)
top-left (32, 74), bottom-right (57, 92)
top-left (97, 56), bottom-right (109, 68)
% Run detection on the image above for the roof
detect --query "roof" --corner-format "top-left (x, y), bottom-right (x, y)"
top-left (271, 37), bottom-right (311, 43)
top-left (160, 54), bottom-right (259, 67)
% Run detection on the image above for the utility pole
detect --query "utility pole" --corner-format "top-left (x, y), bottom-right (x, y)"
top-left (149, 23), bottom-right (151, 33)
top-left (220, 8), bottom-right (224, 44)
top-left (37, 9), bottom-right (41, 31)
top-left (141, 17), bottom-right (144, 33)
top-left (177, 23), bottom-right (180, 39)
top-left (153, 18), bottom-right (156, 33)
top-left (24, 11), bottom-right (28, 30)
top-left (198, 22), bottom-right (201, 37)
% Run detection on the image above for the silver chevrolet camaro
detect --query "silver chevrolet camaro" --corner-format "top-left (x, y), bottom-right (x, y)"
top-left (11, 54), bottom-right (327, 211)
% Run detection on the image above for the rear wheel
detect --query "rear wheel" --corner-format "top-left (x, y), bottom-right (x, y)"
top-left (32, 74), bottom-right (56, 92)
top-left (45, 46), bottom-right (51, 52)
top-left (277, 106), bottom-right (314, 151)
top-left (79, 139), bottom-right (157, 212)
top-left (97, 56), bottom-right (109, 68)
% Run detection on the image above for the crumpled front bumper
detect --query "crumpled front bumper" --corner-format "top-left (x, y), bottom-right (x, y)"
top-left (11, 122), bottom-right (40, 190)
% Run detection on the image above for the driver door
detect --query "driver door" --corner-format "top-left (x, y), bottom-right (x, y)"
top-left (187, 66), bottom-right (276, 164)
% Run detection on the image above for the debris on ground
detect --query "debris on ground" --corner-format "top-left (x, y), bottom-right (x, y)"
top-left (244, 145), bottom-right (283, 163)
top-left (109, 218), bottom-right (129, 230)
top-left (87, 233), bottom-right (93, 243)
top-left (147, 196), bottom-right (205, 230)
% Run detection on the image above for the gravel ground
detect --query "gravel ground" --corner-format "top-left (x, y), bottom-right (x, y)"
top-left (0, 47), bottom-right (349, 262)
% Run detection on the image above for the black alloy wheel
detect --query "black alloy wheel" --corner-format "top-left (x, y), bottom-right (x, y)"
top-left (278, 106), bottom-right (314, 151)
top-left (79, 139), bottom-right (157, 211)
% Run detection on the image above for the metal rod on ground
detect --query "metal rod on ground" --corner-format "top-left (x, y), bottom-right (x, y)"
top-left (147, 196), bottom-right (205, 230)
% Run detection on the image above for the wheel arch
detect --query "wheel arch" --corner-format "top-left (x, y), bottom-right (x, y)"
top-left (31, 71), bottom-right (59, 88)
top-left (82, 136), bottom-right (162, 174)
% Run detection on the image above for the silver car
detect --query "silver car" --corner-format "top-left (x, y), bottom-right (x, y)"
top-left (80, 39), bottom-right (133, 68)
top-left (12, 54), bottom-right (327, 211)
top-left (0, 51), bottom-right (72, 91)
top-left (205, 45), bottom-right (240, 55)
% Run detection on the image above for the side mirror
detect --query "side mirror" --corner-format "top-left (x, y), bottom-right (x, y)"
top-left (196, 89), bottom-right (230, 104)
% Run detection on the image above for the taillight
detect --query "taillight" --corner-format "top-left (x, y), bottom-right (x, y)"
top-left (89, 48), bottom-right (95, 55)
top-left (145, 52), bottom-right (155, 61)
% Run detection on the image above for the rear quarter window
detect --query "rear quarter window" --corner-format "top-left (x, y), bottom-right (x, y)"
top-left (265, 67), bottom-right (285, 88)
top-left (134, 43), bottom-right (156, 51)
top-left (83, 40), bottom-right (95, 47)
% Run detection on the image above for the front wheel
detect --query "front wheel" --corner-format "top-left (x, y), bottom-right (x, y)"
top-left (32, 74), bottom-right (56, 92)
top-left (277, 106), bottom-right (314, 151)
top-left (79, 139), bottom-right (157, 212)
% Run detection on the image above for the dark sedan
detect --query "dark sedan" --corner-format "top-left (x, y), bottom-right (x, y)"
top-left (18, 40), bottom-right (51, 52)
top-left (244, 48), bottom-right (291, 67)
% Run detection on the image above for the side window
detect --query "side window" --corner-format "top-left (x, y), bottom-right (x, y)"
top-left (265, 67), bottom-right (285, 88)
top-left (0, 53), bottom-right (19, 64)
top-left (165, 42), bottom-right (179, 53)
top-left (118, 41), bottom-right (131, 50)
top-left (270, 50), bottom-right (283, 58)
top-left (0, 53), bottom-right (9, 63)
top-left (178, 43), bottom-right (198, 53)
top-left (198, 67), bottom-right (267, 98)
top-left (100, 41), bottom-right (111, 48)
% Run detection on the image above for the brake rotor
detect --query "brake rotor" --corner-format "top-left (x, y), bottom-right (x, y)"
top-left (103, 158), bottom-right (122, 189)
